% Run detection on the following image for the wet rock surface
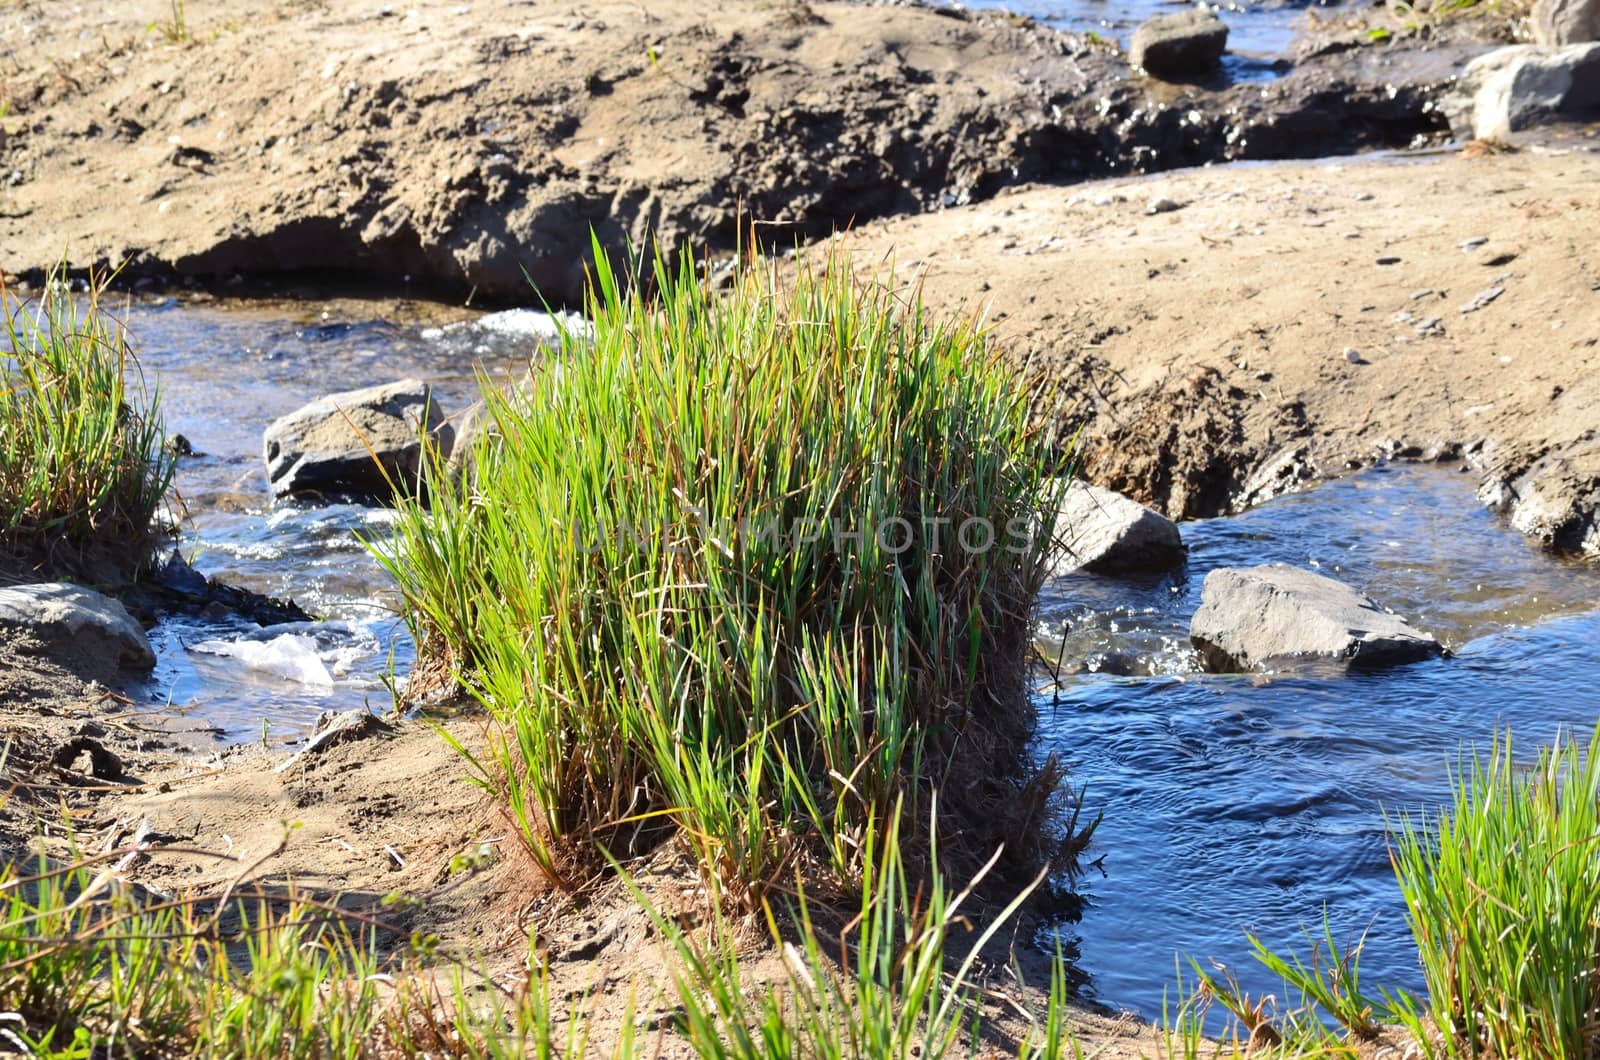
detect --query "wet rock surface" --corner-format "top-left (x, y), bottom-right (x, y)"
top-left (0, 583), bottom-right (156, 674)
top-left (1052, 480), bottom-right (1185, 574)
top-left (1479, 442), bottom-right (1600, 555)
top-left (1190, 564), bottom-right (1445, 672)
top-left (0, 0), bottom-right (1473, 303)
top-left (263, 379), bottom-right (452, 502)
top-left (1130, 10), bottom-right (1229, 81)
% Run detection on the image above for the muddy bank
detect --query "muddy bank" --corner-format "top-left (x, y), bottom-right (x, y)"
top-left (842, 144), bottom-right (1600, 553)
top-left (0, 640), bottom-right (1164, 1055)
top-left (1, 0), bottom-right (1482, 304)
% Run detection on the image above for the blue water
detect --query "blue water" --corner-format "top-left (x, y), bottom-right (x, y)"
top-left (109, 297), bottom-right (1600, 1021)
top-left (1037, 467), bottom-right (1600, 1019)
top-left (954, 0), bottom-right (1338, 81)
top-left (109, 296), bottom-right (542, 742)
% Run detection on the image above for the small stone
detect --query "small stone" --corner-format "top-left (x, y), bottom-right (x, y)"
top-left (1459, 236), bottom-right (1490, 251)
top-left (1410, 288), bottom-right (1435, 300)
top-left (1376, 256), bottom-right (1402, 265)
top-left (1146, 196), bottom-right (1183, 215)
top-left (0, 583), bottom-right (155, 673)
top-left (263, 379), bottom-right (453, 502)
top-left (1343, 347), bottom-right (1363, 363)
top-left (1460, 285), bottom-right (1506, 313)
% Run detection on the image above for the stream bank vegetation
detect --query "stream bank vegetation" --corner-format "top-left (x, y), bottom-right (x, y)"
top-left (0, 268), bottom-right (176, 586)
top-left (382, 237), bottom-right (1086, 905)
top-left (5, 249), bottom-right (1599, 1056)
top-left (1170, 725), bottom-right (1600, 1060)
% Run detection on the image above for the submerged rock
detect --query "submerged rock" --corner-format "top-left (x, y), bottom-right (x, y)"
top-left (263, 379), bottom-right (453, 502)
top-left (1130, 10), bottom-right (1229, 81)
top-left (1052, 481), bottom-right (1185, 574)
top-left (1190, 564), bottom-right (1444, 672)
top-left (1440, 43), bottom-right (1600, 140)
top-left (0, 582), bottom-right (155, 672)
top-left (1534, 0), bottom-right (1600, 46)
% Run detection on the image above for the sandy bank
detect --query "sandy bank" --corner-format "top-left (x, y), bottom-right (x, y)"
top-left (843, 144), bottom-right (1600, 554)
top-left (1, 0), bottom-right (1478, 303)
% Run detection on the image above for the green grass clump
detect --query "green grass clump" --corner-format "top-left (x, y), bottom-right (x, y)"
top-left (383, 238), bottom-right (1072, 901)
top-left (1390, 727), bottom-right (1600, 1060)
top-left (1162, 722), bottom-right (1600, 1060)
top-left (0, 270), bottom-right (175, 582)
top-left (649, 801), bottom-right (1055, 1058)
top-left (0, 858), bottom-right (392, 1057)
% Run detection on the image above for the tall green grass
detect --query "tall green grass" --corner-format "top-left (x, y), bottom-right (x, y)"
top-left (383, 239), bottom-right (1074, 901)
top-left (0, 858), bottom-right (393, 1057)
top-left (1391, 727), bottom-right (1600, 1060)
top-left (1164, 724), bottom-right (1600, 1060)
top-left (644, 801), bottom-right (1053, 1058)
top-left (0, 270), bottom-right (175, 581)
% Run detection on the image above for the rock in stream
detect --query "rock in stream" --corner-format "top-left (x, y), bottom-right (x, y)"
top-left (1190, 563), bottom-right (1445, 672)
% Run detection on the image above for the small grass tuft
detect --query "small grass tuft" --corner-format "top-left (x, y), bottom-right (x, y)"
top-left (0, 268), bottom-right (175, 584)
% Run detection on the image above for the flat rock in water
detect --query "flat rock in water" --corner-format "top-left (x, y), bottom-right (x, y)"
top-left (1130, 10), bottom-right (1229, 81)
top-left (1190, 564), bottom-right (1444, 672)
top-left (1440, 42), bottom-right (1600, 140)
top-left (263, 379), bottom-right (453, 502)
top-left (0, 583), bottom-right (155, 672)
top-left (1053, 481), bottom-right (1185, 574)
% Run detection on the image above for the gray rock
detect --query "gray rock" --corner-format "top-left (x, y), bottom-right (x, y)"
top-left (1190, 564), bottom-right (1444, 672)
top-left (1053, 481), bottom-right (1185, 574)
top-left (0, 582), bottom-right (155, 671)
top-left (1534, 0), bottom-right (1600, 45)
top-left (263, 379), bottom-right (453, 501)
top-left (1130, 10), bottom-right (1229, 81)
top-left (1478, 444), bottom-right (1600, 555)
top-left (1440, 43), bottom-right (1600, 141)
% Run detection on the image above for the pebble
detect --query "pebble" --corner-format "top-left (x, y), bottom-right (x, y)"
top-left (1459, 236), bottom-right (1489, 251)
top-left (1459, 285), bottom-right (1505, 314)
top-left (1376, 256), bottom-right (1401, 266)
top-left (1146, 197), bottom-right (1183, 215)
top-left (1343, 347), bottom-right (1362, 363)
top-left (1409, 288), bottom-right (1435, 300)
top-left (1392, 310), bottom-right (1415, 324)
top-left (1416, 317), bottom-right (1444, 337)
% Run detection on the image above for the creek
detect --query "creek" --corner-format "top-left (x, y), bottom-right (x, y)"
top-left (1036, 466), bottom-right (1600, 1017)
top-left (120, 297), bottom-right (1600, 1020)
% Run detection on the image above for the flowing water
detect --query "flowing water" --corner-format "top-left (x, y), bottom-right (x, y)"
top-left (111, 297), bottom-right (1600, 1017)
top-left (114, 294), bottom-right (551, 745)
top-left (957, 0), bottom-right (1333, 81)
top-left (1035, 467), bottom-right (1600, 1017)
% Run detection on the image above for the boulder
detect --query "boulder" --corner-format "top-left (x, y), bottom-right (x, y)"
top-left (1052, 481), bottom-right (1185, 574)
top-left (1478, 444), bottom-right (1600, 556)
top-left (1440, 43), bottom-right (1600, 141)
top-left (1534, 0), bottom-right (1600, 46)
top-left (1130, 10), bottom-right (1229, 82)
top-left (1190, 564), bottom-right (1444, 672)
top-left (0, 582), bottom-right (155, 671)
top-left (263, 379), bottom-right (453, 501)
